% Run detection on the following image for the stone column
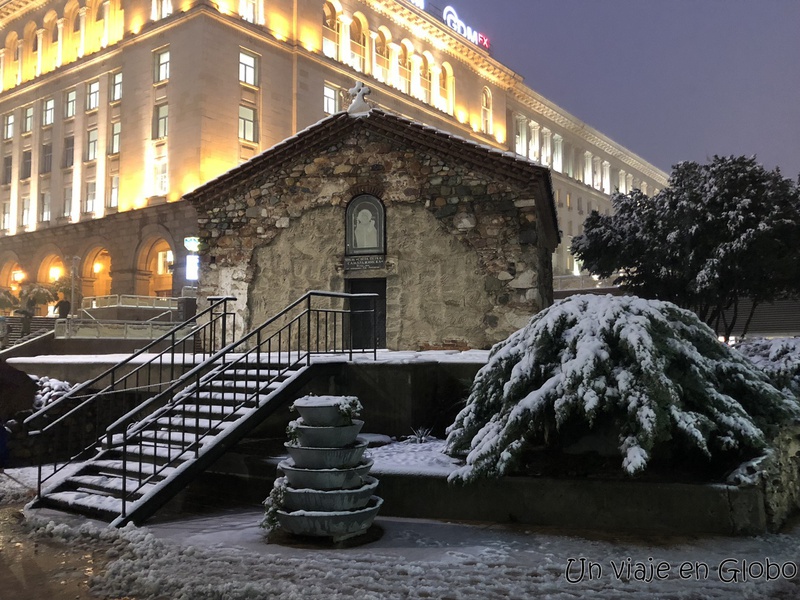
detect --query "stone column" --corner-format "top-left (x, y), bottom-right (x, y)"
top-left (583, 150), bottom-right (592, 185)
top-left (35, 29), bottom-right (44, 76)
top-left (388, 42), bottom-right (401, 89)
top-left (338, 15), bottom-right (351, 66)
top-left (529, 121), bottom-right (540, 162)
top-left (367, 31), bottom-right (378, 77)
top-left (602, 161), bottom-right (611, 194)
top-left (0, 49), bottom-right (5, 91)
top-left (542, 128), bottom-right (552, 166)
top-left (78, 8), bottom-right (87, 59)
top-left (553, 134), bottom-right (563, 173)
top-left (618, 169), bottom-right (627, 193)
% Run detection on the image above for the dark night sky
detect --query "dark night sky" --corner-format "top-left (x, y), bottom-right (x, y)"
top-left (426, 0), bottom-right (800, 178)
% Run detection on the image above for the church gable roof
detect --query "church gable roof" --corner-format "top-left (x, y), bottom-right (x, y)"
top-left (184, 108), bottom-right (559, 247)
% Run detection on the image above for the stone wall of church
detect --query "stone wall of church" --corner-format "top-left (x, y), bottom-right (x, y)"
top-left (195, 126), bottom-right (555, 350)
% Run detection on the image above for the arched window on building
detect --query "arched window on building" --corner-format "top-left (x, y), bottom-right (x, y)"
top-left (420, 52), bottom-right (433, 104)
top-left (43, 11), bottom-right (59, 72)
top-left (374, 27), bottom-right (391, 82)
top-left (349, 14), bottom-right (367, 73)
top-left (439, 61), bottom-right (454, 115)
top-left (322, 1), bottom-right (340, 60)
top-left (480, 87), bottom-right (492, 135)
top-left (397, 41), bottom-right (412, 94)
top-left (23, 22), bottom-right (37, 81)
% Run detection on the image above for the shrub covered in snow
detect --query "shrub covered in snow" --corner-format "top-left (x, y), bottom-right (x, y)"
top-left (735, 337), bottom-right (800, 397)
top-left (445, 295), bottom-right (800, 482)
top-left (30, 375), bottom-right (75, 410)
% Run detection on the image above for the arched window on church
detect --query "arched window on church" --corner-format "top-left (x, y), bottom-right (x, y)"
top-left (345, 195), bottom-right (385, 256)
top-left (481, 87), bottom-right (493, 135)
top-left (322, 2), bottom-right (340, 60)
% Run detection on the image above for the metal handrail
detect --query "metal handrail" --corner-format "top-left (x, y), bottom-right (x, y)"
top-left (108, 290), bottom-right (377, 519)
top-left (28, 296), bottom-right (237, 496)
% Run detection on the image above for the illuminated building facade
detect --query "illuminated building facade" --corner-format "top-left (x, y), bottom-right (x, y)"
top-left (0, 0), bottom-right (667, 308)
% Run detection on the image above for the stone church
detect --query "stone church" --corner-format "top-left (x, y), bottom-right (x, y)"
top-left (185, 102), bottom-right (559, 350)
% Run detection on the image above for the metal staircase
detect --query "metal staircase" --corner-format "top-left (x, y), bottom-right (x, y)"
top-left (30, 291), bottom-right (376, 526)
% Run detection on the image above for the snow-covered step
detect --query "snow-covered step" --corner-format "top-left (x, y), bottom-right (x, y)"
top-left (172, 401), bottom-right (255, 416)
top-left (44, 490), bottom-right (124, 518)
top-left (137, 429), bottom-right (202, 445)
top-left (64, 474), bottom-right (158, 497)
top-left (153, 416), bottom-right (227, 431)
top-left (89, 459), bottom-right (178, 479)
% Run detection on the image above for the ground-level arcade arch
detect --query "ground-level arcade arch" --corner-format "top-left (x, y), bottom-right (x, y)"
top-left (82, 246), bottom-right (113, 298)
top-left (136, 235), bottom-right (174, 297)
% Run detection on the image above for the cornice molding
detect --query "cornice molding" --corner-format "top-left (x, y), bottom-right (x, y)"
top-left (510, 84), bottom-right (669, 185)
top-left (0, 0), bottom-right (50, 29)
top-left (360, 0), bottom-right (522, 91)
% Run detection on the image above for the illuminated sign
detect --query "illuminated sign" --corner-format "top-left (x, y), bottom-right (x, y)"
top-left (442, 6), bottom-right (490, 50)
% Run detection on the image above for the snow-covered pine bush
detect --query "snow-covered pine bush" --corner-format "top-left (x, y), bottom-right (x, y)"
top-left (735, 337), bottom-right (800, 397)
top-left (445, 295), bottom-right (800, 483)
top-left (31, 375), bottom-right (76, 410)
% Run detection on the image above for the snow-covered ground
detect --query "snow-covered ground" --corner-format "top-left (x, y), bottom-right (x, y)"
top-left (3, 458), bottom-right (798, 599)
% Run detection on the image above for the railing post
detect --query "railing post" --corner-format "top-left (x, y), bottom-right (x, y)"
top-left (348, 297), bottom-right (354, 362)
top-left (372, 295), bottom-right (377, 360)
top-left (306, 295), bottom-right (311, 366)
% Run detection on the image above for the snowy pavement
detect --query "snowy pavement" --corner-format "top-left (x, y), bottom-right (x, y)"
top-left (3, 465), bottom-right (798, 599)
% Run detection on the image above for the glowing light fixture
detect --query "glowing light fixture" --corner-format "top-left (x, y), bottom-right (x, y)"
top-left (93, 262), bottom-right (103, 274)
top-left (11, 269), bottom-right (25, 282)
top-left (49, 266), bottom-right (63, 281)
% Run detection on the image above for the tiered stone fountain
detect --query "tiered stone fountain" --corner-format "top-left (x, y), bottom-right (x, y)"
top-left (267, 395), bottom-right (382, 542)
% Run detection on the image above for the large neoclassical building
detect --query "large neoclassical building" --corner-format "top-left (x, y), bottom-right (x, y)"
top-left (0, 0), bottom-right (667, 308)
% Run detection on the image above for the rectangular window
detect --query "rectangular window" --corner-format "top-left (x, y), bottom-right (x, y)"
top-left (1, 202), bottom-right (9, 230)
top-left (39, 191), bottom-right (51, 222)
top-left (154, 104), bottom-right (168, 139)
top-left (154, 158), bottom-right (168, 196)
top-left (41, 143), bottom-right (52, 173)
top-left (154, 49), bottom-right (170, 83)
top-left (22, 106), bottom-right (33, 133)
top-left (110, 121), bottom-right (121, 154)
top-left (241, 0), bottom-right (257, 23)
top-left (4, 114), bottom-right (14, 139)
top-left (21, 196), bottom-right (30, 227)
top-left (63, 135), bottom-right (75, 167)
top-left (86, 81), bottom-right (100, 111)
top-left (323, 85), bottom-right (339, 115)
top-left (63, 185), bottom-right (73, 217)
top-left (238, 106), bottom-right (256, 142)
top-left (64, 89), bottom-right (76, 118)
top-left (21, 150), bottom-right (32, 179)
top-left (85, 181), bottom-right (96, 213)
top-left (155, 0), bottom-right (173, 19)
top-left (239, 51), bottom-right (257, 85)
top-left (43, 98), bottom-right (55, 126)
top-left (108, 174), bottom-right (119, 208)
top-left (111, 72), bottom-right (123, 101)
top-left (87, 129), bottom-right (98, 161)
top-left (2, 156), bottom-right (11, 184)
